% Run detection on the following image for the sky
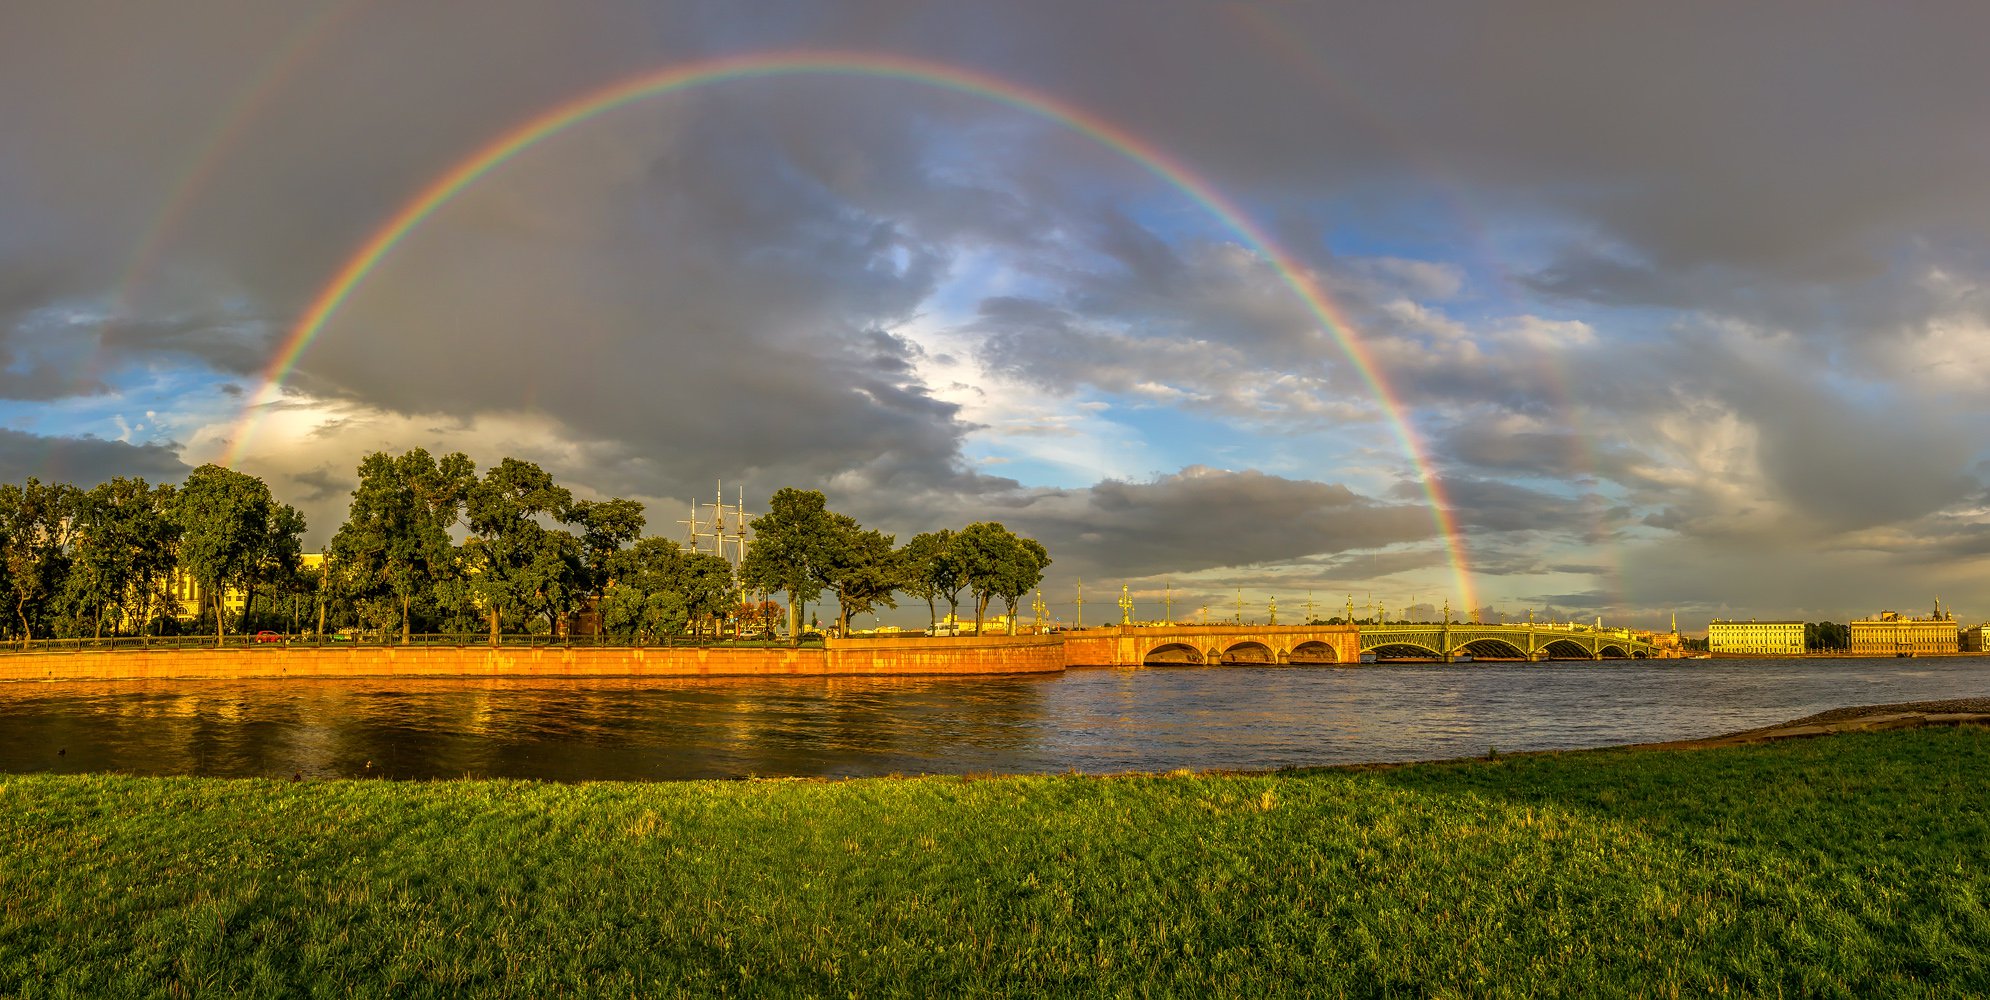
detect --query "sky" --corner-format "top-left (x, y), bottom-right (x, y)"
top-left (3, 1), bottom-right (1988, 630)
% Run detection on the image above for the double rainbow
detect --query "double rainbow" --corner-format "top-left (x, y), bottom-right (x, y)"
top-left (228, 49), bottom-right (1476, 609)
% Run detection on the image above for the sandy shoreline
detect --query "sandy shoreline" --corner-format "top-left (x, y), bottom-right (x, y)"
top-left (1635, 698), bottom-right (1990, 751)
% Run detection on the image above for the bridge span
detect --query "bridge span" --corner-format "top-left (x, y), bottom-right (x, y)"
top-left (1060, 625), bottom-right (1361, 667)
top-left (1056, 622), bottom-right (1664, 666)
top-left (1361, 622), bottom-right (1665, 661)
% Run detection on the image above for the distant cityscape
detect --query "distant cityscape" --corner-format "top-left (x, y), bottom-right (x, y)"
top-left (1708, 602), bottom-right (1983, 656)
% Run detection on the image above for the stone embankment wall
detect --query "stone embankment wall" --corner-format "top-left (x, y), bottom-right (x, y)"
top-left (0, 635), bottom-right (1067, 684)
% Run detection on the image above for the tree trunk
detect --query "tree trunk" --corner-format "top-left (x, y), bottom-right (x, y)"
top-left (214, 583), bottom-right (225, 647)
top-left (17, 598), bottom-right (30, 650)
top-left (926, 596), bottom-right (936, 633)
top-left (401, 594), bottom-right (411, 645)
top-left (787, 590), bottom-right (801, 646)
top-left (973, 594), bottom-right (985, 636)
top-left (316, 595), bottom-right (325, 638)
top-left (489, 607), bottom-right (500, 647)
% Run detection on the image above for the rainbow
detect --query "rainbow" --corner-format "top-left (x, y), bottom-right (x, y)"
top-left (229, 49), bottom-right (1477, 609)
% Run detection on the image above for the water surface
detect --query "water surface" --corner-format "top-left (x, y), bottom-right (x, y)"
top-left (0, 657), bottom-right (1982, 780)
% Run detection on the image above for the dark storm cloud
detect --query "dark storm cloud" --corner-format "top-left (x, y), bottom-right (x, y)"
top-left (941, 468), bottom-right (1438, 581)
top-left (0, 429), bottom-right (188, 488)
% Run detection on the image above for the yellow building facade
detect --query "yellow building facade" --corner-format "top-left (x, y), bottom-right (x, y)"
top-left (1707, 620), bottom-right (1806, 655)
top-left (166, 553), bottom-right (325, 621)
top-left (1849, 608), bottom-right (1959, 656)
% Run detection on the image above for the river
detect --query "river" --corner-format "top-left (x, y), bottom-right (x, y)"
top-left (0, 657), bottom-right (1982, 781)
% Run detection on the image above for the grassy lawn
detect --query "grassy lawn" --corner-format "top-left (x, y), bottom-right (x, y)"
top-left (2, 727), bottom-right (1984, 997)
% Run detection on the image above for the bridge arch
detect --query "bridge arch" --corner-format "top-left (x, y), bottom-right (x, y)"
top-left (1142, 642), bottom-right (1206, 666)
top-left (1596, 644), bottom-right (1630, 659)
top-left (1369, 641), bottom-right (1443, 660)
top-left (1456, 638), bottom-right (1529, 660)
top-left (1287, 640), bottom-right (1342, 665)
top-left (1220, 641), bottom-right (1276, 665)
top-left (1540, 639), bottom-right (1593, 660)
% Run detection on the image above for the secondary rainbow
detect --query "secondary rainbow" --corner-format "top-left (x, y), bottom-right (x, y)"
top-left (231, 49), bottom-right (1478, 608)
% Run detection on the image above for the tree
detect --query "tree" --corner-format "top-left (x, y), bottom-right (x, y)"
top-left (329, 449), bottom-right (475, 643)
top-left (600, 538), bottom-right (736, 642)
top-left (569, 497), bottom-right (646, 605)
top-left (740, 488), bottom-right (833, 645)
top-left (169, 465), bottom-right (295, 645)
top-left (0, 478), bottom-right (81, 645)
top-left (952, 521), bottom-right (1007, 635)
top-left (601, 538), bottom-right (691, 641)
top-left (462, 458), bottom-right (574, 644)
top-left (992, 537), bottom-right (1051, 634)
top-left (240, 502), bottom-right (306, 633)
top-left (821, 516), bottom-right (900, 636)
top-left (898, 530), bottom-right (958, 632)
top-left (677, 550), bottom-right (736, 638)
top-left (66, 477), bottom-right (177, 638)
top-left (952, 522), bottom-right (1051, 635)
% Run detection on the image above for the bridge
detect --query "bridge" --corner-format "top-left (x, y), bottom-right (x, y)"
top-left (1360, 622), bottom-right (1665, 661)
top-left (1059, 624), bottom-right (1362, 667)
top-left (1054, 622), bottom-right (1665, 666)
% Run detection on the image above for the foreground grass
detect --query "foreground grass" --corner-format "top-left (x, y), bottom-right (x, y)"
top-left (2, 728), bottom-right (1986, 998)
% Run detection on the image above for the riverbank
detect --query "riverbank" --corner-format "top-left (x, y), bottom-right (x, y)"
top-left (0, 633), bottom-right (1068, 683)
top-left (3, 722), bottom-right (1983, 996)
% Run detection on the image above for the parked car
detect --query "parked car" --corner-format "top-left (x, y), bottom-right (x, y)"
top-left (253, 631), bottom-right (286, 644)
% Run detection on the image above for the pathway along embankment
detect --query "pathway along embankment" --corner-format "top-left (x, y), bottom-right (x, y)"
top-left (0, 634), bottom-right (1067, 683)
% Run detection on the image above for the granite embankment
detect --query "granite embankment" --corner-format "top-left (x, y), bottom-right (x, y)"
top-left (0, 634), bottom-right (1068, 682)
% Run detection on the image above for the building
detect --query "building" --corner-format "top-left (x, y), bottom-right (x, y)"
top-left (1965, 624), bottom-right (1989, 653)
top-left (1850, 604), bottom-right (1960, 656)
top-left (1707, 619), bottom-right (1806, 655)
top-left (167, 552), bottom-right (325, 622)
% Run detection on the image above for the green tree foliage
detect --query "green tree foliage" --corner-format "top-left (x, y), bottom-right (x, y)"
top-left (240, 503), bottom-right (307, 634)
top-left (462, 458), bottom-right (575, 643)
top-left (570, 497), bottom-right (646, 604)
top-left (898, 530), bottom-right (958, 632)
top-left (741, 488), bottom-right (834, 644)
top-left (1806, 621), bottom-right (1849, 651)
top-left (599, 538), bottom-right (735, 641)
top-left (328, 449), bottom-right (476, 643)
top-left (951, 521), bottom-right (1050, 634)
top-left (168, 465), bottom-right (303, 645)
top-left (601, 539), bottom-right (691, 641)
top-left (65, 477), bottom-right (178, 637)
top-left (822, 517), bottom-right (900, 636)
top-left (992, 537), bottom-right (1051, 633)
top-left (0, 478), bottom-right (81, 644)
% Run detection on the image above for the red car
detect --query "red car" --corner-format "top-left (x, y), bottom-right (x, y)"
top-left (254, 631), bottom-right (286, 644)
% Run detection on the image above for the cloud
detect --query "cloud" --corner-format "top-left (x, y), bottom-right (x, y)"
top-left (7, 1), bottom-right (1990, 625)
top-left (950, 466), bottom-right (1439, 581)
top-left (0, 429), bottom-right (188, 488)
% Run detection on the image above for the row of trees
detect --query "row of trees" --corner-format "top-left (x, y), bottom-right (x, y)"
top-left (0, 453), bottom-right (1052, 647)
top-left (742, 488), bottom-right (1052, 640)
top-left (0, 467), bottom-right (304, 645)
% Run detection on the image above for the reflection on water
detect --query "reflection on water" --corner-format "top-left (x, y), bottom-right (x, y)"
top-left (0, 658), bottom-right (1983, 781)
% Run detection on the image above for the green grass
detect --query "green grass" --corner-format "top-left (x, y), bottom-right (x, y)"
top-left (2, 727), bottom-right (1985, 997)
